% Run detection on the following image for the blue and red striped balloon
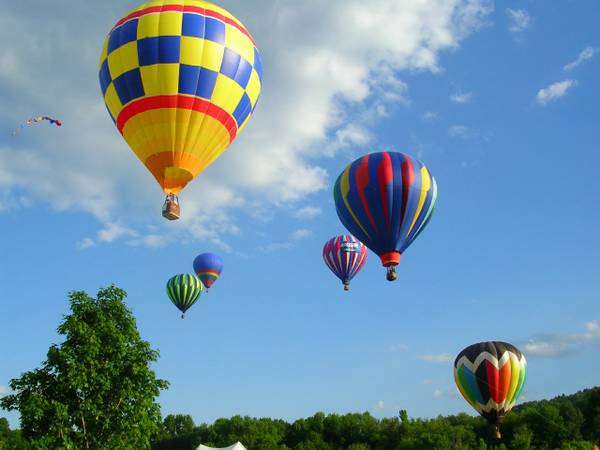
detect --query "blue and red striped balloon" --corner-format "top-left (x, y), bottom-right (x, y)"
top-left (323, 235), bottom-right (368, 290)
top-left (333, 152), bottom-right (437, 281)
top-left (193, 253), bottom-right (223, 291)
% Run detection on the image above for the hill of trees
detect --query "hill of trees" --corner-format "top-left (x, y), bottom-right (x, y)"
top-left (151, 387), bottom-right (600, 450)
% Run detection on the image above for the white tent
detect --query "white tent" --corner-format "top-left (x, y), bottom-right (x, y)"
top-left (197, 443), bottom-right (247, 450)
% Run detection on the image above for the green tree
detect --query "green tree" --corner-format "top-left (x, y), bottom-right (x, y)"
top-left (162, 414), bottom-right (195, 439)
top-left (1, 286), bottom-right (169, 449)
top-left (510, 425), bottom-right (533, 450)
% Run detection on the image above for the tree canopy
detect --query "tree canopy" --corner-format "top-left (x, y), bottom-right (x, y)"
top-left (151, 387), bottom-right (600, 450)
top-left (0, 285), bottom-right (168, 450)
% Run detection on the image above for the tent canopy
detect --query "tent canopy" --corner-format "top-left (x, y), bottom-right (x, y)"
top-left (197, 443), bottom-right (247, 450)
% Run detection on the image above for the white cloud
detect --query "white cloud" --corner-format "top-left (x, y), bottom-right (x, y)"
top-left (259, 228), bottom-right (313, 252)
top-left (0, 385), bottom-right (10, 397)
top-left (97, 222), bottom-right (137, 243)
top-left (258, 242), bottom-right (294, 253)
top-left (520, 320), bottom-right (600, 358)
top-left (433, 387), bottom-right (460, 399)
top-left (293, 206), bottom-right (322, 219)
top-left (448, 125), bottom-right (493, 141)
top-left (326, 124), bottom-right (372, 155)
top-left (422, 111), bottom-right (438, 120)
top-left (450, 92), bottom-right (473, 103)
top-left (417, 353), bottom-right (453, 363)
top-left (385, 343), bottom-right (409, 353)
top-left (375, 400), bottom-right (385, 410)
top-left (564, 46), bottom-right (596, 71)
top-left (585, 320), bottom-right (599, 334)
top-left (507, 8), bottom-right (532, 34)
top-left (536, 79), bottom-right (577, 105)
top-left (290, 228), bottom-right (312, 241)
top-left (448, 125), bottom-right (470, 138)
top-left (0, 0), bottom-right (493, 248)
top-left (77, 237), bottom-right (95, 250)
top-left (127, 234), bottom-right (166, 249)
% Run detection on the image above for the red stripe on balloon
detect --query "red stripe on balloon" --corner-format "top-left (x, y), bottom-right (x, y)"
top-left (399, 155), bottom-right (415, 227)
top-left (116, 95), bottom-right (237, 143)
top-left (377, 152), bottom-right (393, 229)
top-left (355, 155), bottom-right (378, 233)
top-left (485, 360), bottom-right (502, 404)
top-left (112, 4), bottom-right (257, 47)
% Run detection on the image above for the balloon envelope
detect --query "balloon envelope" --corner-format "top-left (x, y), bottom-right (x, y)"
top-left (322, 235), bottom-right (367, 290)
top-left (454, 341), bottom-right (527, 436)
top-left (166, 273), bottom-right (203, 317)
top-left (333, 152), bottom-right (437, 274)
top-left (193, 252), bottom-right (223, 289)
top-left (99, 0), bottom-right (263, 194)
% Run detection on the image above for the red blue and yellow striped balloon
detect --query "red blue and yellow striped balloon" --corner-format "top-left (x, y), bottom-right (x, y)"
top-left (322, 235), bottom-right (368, 291)
top-left (333, 152), bottom-right (437, 281)
top-left (193, 252), bottom-right (223, 290)
top-left (99, 0), bottom-right (262, 195)
top-left (454, 341), bottom-right (527, 438)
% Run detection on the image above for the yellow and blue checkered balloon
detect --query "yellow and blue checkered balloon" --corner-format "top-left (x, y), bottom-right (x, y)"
top-left (99, 0), bottom-right (262, 195)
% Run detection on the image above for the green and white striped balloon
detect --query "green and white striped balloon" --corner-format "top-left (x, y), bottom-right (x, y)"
top-left (166, 274), bottom-right (203, 318)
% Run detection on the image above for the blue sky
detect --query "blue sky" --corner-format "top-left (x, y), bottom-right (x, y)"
top-left (1, 0), bottom-right (599, 429)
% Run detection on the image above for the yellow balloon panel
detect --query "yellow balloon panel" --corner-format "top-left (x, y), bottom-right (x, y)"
top-left (122, 107), bottom-right (232, 193)
top-left (99, 0), bottom-right (262, 194)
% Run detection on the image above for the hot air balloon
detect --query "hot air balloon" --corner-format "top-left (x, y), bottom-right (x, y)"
top-left (333, 151), bottom-right (437, 281)
top-left (166, 273), bottom-right (203, 318)
top-left (99, 0), bottom-right (263, 220)
top-left (454, 341), bottom-right (527, 439)
top-left (322, 235), bottom-right (368, 291)
top-left (193, 252), bottom-right (223, 291)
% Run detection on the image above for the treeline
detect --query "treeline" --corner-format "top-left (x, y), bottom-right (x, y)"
top-left (152, 387), bottom-right (600, 450)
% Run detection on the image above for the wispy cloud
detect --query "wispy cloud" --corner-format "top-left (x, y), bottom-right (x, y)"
top-left (448, 125), bottom-right (471, 138)
top-left (127, 234), bottom-right (167, 249)
top-left (293, 206), bottom-right (322, 219)
top-left (450, 92), bottom-right (473, 103)
top-left (507, 8), bottom-right (532, 34)
top-left (77, 237), bottom-right (95, 250)
top-left (77, 222), bottom-right (137, 249)
top-left (259, 228), bottom-right (313, 253)
top-left (290, 228), bottom-right (312, 241)
top-left (564, 46), bottom-right (596, 72)
top-left (325, 123), bottom-right (372, 155)
top-left (0, 385), bottom-right (10, 398)
top-left (536, 79), bottom-right (577, 105)
top-left (375, 400), bottom-right (385, 411)
top-left (385, 343), bottom-right (409, 353)
top-left (433, 387), bottom-right (460, 399)
top-left (417, 353), bottom-right (453, 363)
top-left (519, 320), bottom-right (600, 358)
top-left (422, 111), bottom-right (438, 121)
top-left (447, 125), bottom-right (493, 141)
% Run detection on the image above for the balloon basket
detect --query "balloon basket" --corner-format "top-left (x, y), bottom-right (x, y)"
top-left (386, 267), bottom-right (397, 282)
top-left (181, 313), bottom-right (185, 319)
top-left (162, 195), bottom-right (180, 220)
top-left (343, 284), bottom-right (349, 291)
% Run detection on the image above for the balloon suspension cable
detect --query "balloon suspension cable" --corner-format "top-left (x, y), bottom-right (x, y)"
top-left (386, 266), bottom-right (397, 281)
